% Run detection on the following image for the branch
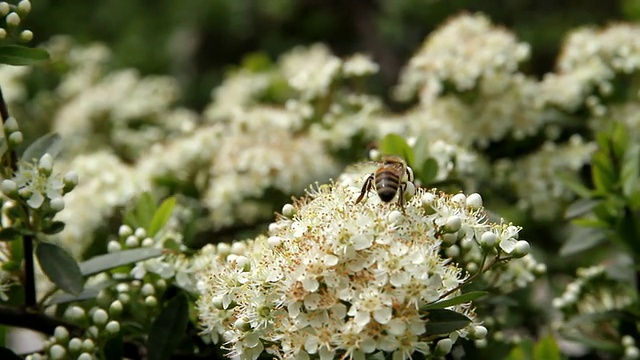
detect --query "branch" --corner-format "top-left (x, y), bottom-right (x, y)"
top-left (0, 304), bottom-right (82, 335)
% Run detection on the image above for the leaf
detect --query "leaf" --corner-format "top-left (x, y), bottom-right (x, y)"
top-left (45, 280), bottom-right (115, 306)
top-left (591, 151), bottom-right (617, 195)
top-left (0, 45), bottom-right (50, 66)
top-left (621, 143), bottom-right (640, 198)
top-left (533, 335), bottom-right (561, 360)
top-left (559, 227), bottom-right (607, 256)
top-left (148, 197), bottom-right (176, 237)
top-left (379, 133), bottom-right (415, 168)
top-left (558, 172), bottom-right (593, 199)
top-left (421, 291), bottom-right (487, 310)
top-left (79, 248), bottom-right (163, 276)
top-left (0, 228), bottom-right (20, 241)
top-left (21, 133), bottom-right (62, 163)
top-left (42, 221), bottom-right (65, 235)
top-left (36, 242), bottom-right (84, 296)
top-left (0, 346), bottom-right (21, 360)
top-left (565, 199), bottom-right (600, 219)
top-left (411, 134), bottom-right (431, 170)
top-left (136, 192), bottom-right (157, 229)
top-left (419, 157), bottom-right (439, 185)
top-left (423, 309), bottom-right (471, 335)
top-left (147, 292), bottom-right (190, 360)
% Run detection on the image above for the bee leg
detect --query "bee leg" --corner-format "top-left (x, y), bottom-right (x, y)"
top-left (398, 181), bottom-right (407, 213)
top-left (355, 174), bottom-right (374, 205)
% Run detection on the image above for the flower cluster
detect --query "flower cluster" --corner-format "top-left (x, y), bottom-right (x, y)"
top-left (196, 173), bottom-right (534, 360)
top-left (0, 0), bottom-right (33, 42)
top-left (494, 135), bottom-right (597, 220)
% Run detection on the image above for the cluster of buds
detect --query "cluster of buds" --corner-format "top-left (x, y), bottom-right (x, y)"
top-left (0, 0), bottom-right (33, 42)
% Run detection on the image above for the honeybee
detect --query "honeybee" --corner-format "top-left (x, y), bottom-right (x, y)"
top-left (355, 155), bottom-right (415, 209)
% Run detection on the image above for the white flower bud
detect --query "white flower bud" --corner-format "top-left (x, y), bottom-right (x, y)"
top-left (109, 300), bottom-right (123, 316)
top-left (63, 171), bottom-right (79, 192)
top-left (1, 179), bottom-right (17, 196)
top-left (0, 2), bottom-right (9, 16)
top-left (421, 192), bottom-right (437, 214)
top-left (470, 325), bottom-right (488, 340)
top-left (141, 237), bottom-right (154, 247)
top-left (444, 245), bottom-right (460, 257)
top-left (19, 29), bottom-right (33, 42)
top-left (234, 255), bottom-right (250, 271)
top-left (106, 320), bottom-right (120, 334)
top-left (68, 337), bottom-right (82, 352)
top-left (0, 28), bottom-right (6, 39)
top-left (217, 242), bottom-right (231, 255)
top-left (125, 235), bottom-right (139, 248)
top-left (107, 240), bottom-right (122, 253)
top-left (64, 306), bottom-right (85, 321)
top-left (368, 148), bottom-right (380, 161)
top-left (466, 193), bottom-right (483, 209)
top-left (5, 12), bottom-right (20, 27)
top-left (92, 308), bottom-right (108, 326)
top-left (466, 262), bottom-right (479, 274)
top-left (145, 295), bottom-right (158, 307)
top-left (49, 197), bottom-right (65, 212)
top-left (451, 193), bottom-right (466, 205)
top-left (534, 263), bottom-right (547, 275)
top-left (53, 326), bottom-right (69, 342)
top-left (480, 231), bottom-right (497, 249)
top-left (388, 210), bottom-right (404, 224)
top-left (475, 338), bottom-right (488, 348)
top-left (17, 0), bottom-right (31, 14)
top-left (267, 236), bottom-right (282, 247)
top-left (513, 240), bottom-right (531, 258)
top-left (155, 279), bottom-right (167, 291)
top-left (134, 227), bottom-right (146, 238)
top-left (78, 353), bottom-right (92, 360)
top-left (81, 338), bottom-right (95, 352)
top-left (282, 203), bottom-right (296, 218)
top-left (626, 346), bottom-right (640, 359)
top-left (38, 153), bottom-right (53, 175)
top-left (212, 295), bottom-right (225, 310)
top-left (49, 344), bottom-right (66, 360)
top-left (441, 233), bottom-right (457, 247)
top-left (141, 283), bottom-right (155, 296)
top-left (623, 335), bottom-right (636, 347)
top-left (434, 338), bottom-right (453, 356)
top-left (3, 116), bottom-right (19, 133)
top-left (118, 224), bottom-right (132, 237)
top-left (443, 216), bottom-right (461, 233)
top-left (234, 318), bottom-right (251, 332)
top-left (116, 283), bottom-right (129, 293)
top-left (9, 131), bottom-right (23, 146)
top-left (404, 181), bottom-right (416, 199)
top-left (231, 241), bottom-right (246, 255)
top-left (118, 293), bottom-right (131, 304)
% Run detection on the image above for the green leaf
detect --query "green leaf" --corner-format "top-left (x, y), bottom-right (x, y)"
top-left (591, 151), bottom-right (618, 195)
top-left (533, 335), bottom-right (561, 360)
top-left (148, 197), bottom-right (176, 237)
top-left (565, 199), bottom-right (600, 219)
top-left (45, 280), bottom-right (115, 306)
top-left (561, 332), bottom-right (620, 352)
top-left (79, 248), bottom-right (163, 276)
top-left (0, 346), bottom-right (21, 360)
top-left (412, 134), bottom-right (431, 170)
top-left (571, 216), bottom-right (611, 229)
top-left (559, 227), bottom-right (607, 256)
top-left (137, 192), bottom-right (157, 229)
top-left (421, 291), bottom-right (487, 310)
top-left (0, 45), bottom-right (50, 66)
top-left (621, 143), bottom-right (640, 198)
top-left (423, 309), bottom-right (471, 335)
top-left (379, 133), bottom-right (415, 168)
top-left (0, 228), bottom-right (20, 241)
top-left (557, 172), bottom-right (593, 199)
top-left (42, 221), bottom-right (65, 235)
top-left (419, 157), bottom-right (439, 184)
top-left (21, 133), bottom-right (62, 163)
top-left (36, 242), bottom-right (84, 296)
top-left (147, 292), bottom-right (190, 360)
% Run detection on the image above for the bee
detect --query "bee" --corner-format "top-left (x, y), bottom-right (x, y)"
top-left (355, 155), bottom-right (415, 209)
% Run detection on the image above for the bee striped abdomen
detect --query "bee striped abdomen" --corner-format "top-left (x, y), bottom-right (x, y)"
top-left (375, 170), bottom-right (400, 202)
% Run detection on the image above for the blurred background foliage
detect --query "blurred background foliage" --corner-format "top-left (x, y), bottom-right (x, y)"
top-left (24, 0), bottom-right (639, 111)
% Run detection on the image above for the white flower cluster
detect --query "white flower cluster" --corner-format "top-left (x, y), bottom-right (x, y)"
top-left (394, 13), bottom-right (530, 105)
top-left (279, 43), bottom-right (343, 100)
top-left (196, 175), bottom-right (534, 360)
top-left (0, 0), bottom-right (33, 42)
top-left (495, 135), bottom-right (596, 220)
top-left (540, 23), bottom-right (640, 115)
top-left (55, 151), bottom-right (149, 257)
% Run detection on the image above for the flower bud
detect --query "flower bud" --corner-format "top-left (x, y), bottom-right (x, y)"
top-left (68, 337), bottom-right (82, 352)
top-left (134, 227), bottom-right (146, 238)
top-left (480, 231), bottom-right (497, 249)
top-left (267, 236), bottom-right (282, 247)
top-left (106, 320), bottom-right (121, 334)
top-left (118, 224), bottom-right (133, 237)
top-left (78, 353), bottom-right (92, 360)
top-left (109, 300), bottom-right (123, 317)
top-left (125, 235), bottom-right (139, 248)
top-left (141, 283), bottom-right (155, 296)
top-left (451, 193), bottom-right (466, 205)
top-left (38, 153), bottom-right (53, 175)
top-left (145, 295), bottom-right (158, 307)
top-left (9, 131), bottom-right (23, 146)
top-left (53, 326), bottom-right (69, 342)
top-left (5, 12), bottom-right (20, 27)
top-left (421, 192), bottom-right (436, 214)
top-left (441, 233), bottom-right (457, 247)
top-left (49, 197), bottom-right (65, 212)
top-left (141, 237), bottom-right (154, 247)
top-left (92, 308), bottom-right (108, 326)
top-left (64, 306), bottom-right (86, 321)
top-left (81, 338), bottom-right (95, 352)
top-left (217, 242), bottom-right (231, 255)
top-left (49, 344), bottom-right (66, 360)
top-left (0, 28), bottom-right (6, 39)
top-left (107, 240), bottom-right (122, 253)
top-left (63, 171), bottom-right (79, 193)
top-left (234, 318), bottom-right (251, 332)
top-left (513, 240), bottom-right (531, 258)
top-left (466, 193), bottom-right (483, 209)
top-left (3, 116), bottom-right (19, 133)
top-left (443, 216), bottom-right (461, 233)
top-left (0, 3), bottom-right (9, 16)
top-left (17, 0), bottom-right (31, 15)
top-left (470, 325), bottom-right (488, 340)
top-left (282, 203), bottom-right (296, 218)
top-left (155, 278), bottom-right (167, 291)
top-left (1, 179), bottom-right (17, 197)
top-left (19, 29), bottom-right (33, 42)
top-left (434, 338), bottom-right (453, 356)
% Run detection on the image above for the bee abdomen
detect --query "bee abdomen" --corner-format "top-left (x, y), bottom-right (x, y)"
top-left (375, 170), bottom-right (399, 202)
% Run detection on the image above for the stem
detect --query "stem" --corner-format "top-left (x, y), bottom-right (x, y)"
top-left (0, 85), bottom-right (37, 309)
top-left (0, 304), bottom-right (81, 335)
top-left (438, 255), bottom-right (501, 300)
